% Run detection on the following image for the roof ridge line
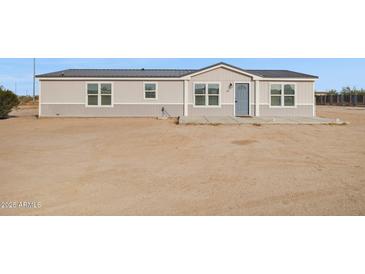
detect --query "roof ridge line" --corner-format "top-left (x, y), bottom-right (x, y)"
top-left (64, 68), bottom-right (198, 71)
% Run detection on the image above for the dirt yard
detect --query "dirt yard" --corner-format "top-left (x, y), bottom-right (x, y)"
top-left (0, 105), bottom-right (364, 215)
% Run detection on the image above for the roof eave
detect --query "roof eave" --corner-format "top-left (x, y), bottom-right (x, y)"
top-left (36, 76), bottom-right (188, 80)
top-left (35, 64), bottom-right (319, 80)
top-left (259, 77), bottom-right (318, 81)
top-left (36, 76), bottom-right (318, 81)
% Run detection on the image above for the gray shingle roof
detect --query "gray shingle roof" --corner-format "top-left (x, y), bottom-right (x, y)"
top-left (36, 68), bottom-right (197, 78)
top-left (205, 62), bottom-right (318, 78)
top-left (36, 62), bottom-right (318, 79)
top-left (244, 69), bottom-right (318, 78)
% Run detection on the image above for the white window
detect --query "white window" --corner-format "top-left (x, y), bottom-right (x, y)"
top-left (144, 83), bottom-right (157, 99)
top-left (194, 83), bottom-right (220, 106)
top-left (284, 84), bottom-right (295, 106)
top-left (270, 83), bottom-right (296, 107)
top-left (194, 84), bottom-right (206, 105)
top-left (270, 84), bottom-right (282, 106)
top-left (87, 83), bottom-right (113, 107)
top-left (87, 83), bottom-right (99, 106)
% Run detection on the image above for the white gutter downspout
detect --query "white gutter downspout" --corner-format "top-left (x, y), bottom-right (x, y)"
top-left (255, 80), bottom-right (260, 116)
top-left (313, 81), bottom-right (316, 117)
top-left (38, 80), bottom-right (42, 118)
top-left (184, 80), bottom-right (189, 116)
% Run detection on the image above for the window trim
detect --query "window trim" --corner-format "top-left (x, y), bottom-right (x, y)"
top-left (85, 82), bottom-right (114, 108)
top-left (143, 82), bottom-right (158, 100)
top-left (193, 82), bottom-right (221, 108)
top-left (269, 82), bottom-right (297, 108)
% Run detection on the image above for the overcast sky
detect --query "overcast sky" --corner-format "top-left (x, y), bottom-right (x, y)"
top-left (0, 58), bottom-right (364, 95)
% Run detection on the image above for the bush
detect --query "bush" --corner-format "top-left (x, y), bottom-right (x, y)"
top-left (0, 86), bottom-right (20, 118)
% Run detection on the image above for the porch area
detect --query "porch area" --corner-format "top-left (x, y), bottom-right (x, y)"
top-left (178, 116), bottom-right (346, 125)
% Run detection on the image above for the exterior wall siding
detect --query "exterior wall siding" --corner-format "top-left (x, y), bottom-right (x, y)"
top-left (258, 81), bottom-right (315, 117)
top-left (259, 81), bottom-right (314, 105)
top-left (189, 67), bottom-right (254, 116)
top-left (41, 81), bottom-right (85, 103)
top-left (188, 104), bottom-right (233, 116)
top-left (39, 69), bottom-right (316, 118)
top-left (41, 104), bottom-right (183, 117)
top-left (41, 80), bottom-right (184, 117)
top-left (113, 80), bottom-right (183, 103)
top-left (259, 105), bottom-right (314, 117)
top-left (41, 80), bottom-right (183, 104)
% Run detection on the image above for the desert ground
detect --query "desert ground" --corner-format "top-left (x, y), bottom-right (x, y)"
top-left (0, 105), bottom-right (364, 215)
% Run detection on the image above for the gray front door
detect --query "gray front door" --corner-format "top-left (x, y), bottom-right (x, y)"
top-left (235, 83), bottom-right (249, 116)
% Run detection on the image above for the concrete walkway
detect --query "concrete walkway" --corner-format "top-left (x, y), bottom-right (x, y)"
top-left (179, 116), bottom-right (346, 125)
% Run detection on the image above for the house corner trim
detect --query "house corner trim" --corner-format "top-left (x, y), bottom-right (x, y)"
top-left (255, 80), bottom-right (260, 116)
top-left (184, 80), bottom-right (188, 116)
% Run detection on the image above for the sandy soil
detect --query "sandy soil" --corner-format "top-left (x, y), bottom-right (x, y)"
top-left (0, 106), bottom-right (364, 215)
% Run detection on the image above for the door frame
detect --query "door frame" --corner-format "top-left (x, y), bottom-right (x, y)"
top-left (233, 81), bottom-right (251, 117)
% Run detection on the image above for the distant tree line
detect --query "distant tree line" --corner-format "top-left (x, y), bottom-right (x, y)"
top-left (326, 87), bottom-right (365, 95)
top-left (316, 86), bottom-right (365, 106)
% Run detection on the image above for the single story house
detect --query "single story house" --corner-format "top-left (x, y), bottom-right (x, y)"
top-left (36, 62), bottom-right (318, 118)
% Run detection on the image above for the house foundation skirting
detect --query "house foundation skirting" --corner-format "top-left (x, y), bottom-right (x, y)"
top-left (188, 104), bottom-right (234, 116)
top-left (259, 105), bottom-right (314, 117)
top-left (40, 104), bottom-right (184, 117)
top-left (40, 104), bottom-right (314, 118)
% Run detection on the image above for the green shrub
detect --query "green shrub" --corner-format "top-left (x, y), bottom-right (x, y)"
top-left (0, 86), bottom-right (20, 118)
